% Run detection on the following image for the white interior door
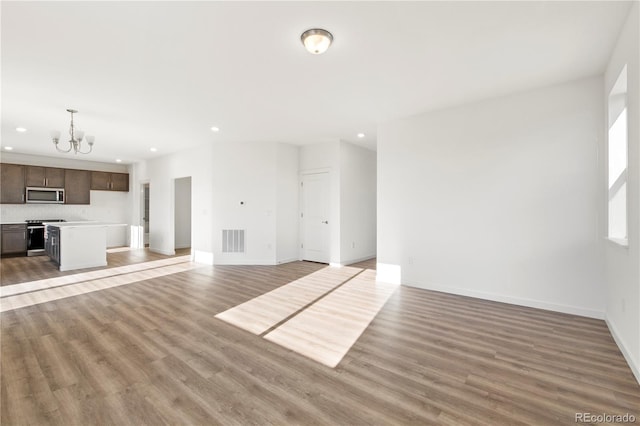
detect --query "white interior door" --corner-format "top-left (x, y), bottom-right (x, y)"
top-left (302, 172), bottom-right (330, 263)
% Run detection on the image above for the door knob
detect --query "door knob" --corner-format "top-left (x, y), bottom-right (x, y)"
top-left (322, 221), bottom-right (329, 224)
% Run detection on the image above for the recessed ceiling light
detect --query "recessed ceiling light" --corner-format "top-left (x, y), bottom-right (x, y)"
top-left (4, 146), bottom-right (14, 151)
top-left (15, 127), bottom-right (26, 132)
top-left (115, 159), bottom-right (122, 163)
top-left (150, 147), bottom-right (157, 152)
top-left (357, 133), bottom-right (365, 138)
top-left (210, 126), bottom-right (220, 132)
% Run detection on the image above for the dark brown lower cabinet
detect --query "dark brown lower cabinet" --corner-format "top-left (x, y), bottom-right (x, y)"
top-left (45, 226), bottom-right (60, 264)
top-left (1, 224), bottom-right (27, 255)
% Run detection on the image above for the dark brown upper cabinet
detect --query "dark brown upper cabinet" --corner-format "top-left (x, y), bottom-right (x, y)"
top-left (0, 163), bottom-right (26, 204)
top-left (1, 163), bottom-right (129, 204)
top-left (25, 166), bottom-right (65, 188)
top-left (91, 171), bottom-right (129, 192)
top-left (64, 169), bottom-right (91, 204)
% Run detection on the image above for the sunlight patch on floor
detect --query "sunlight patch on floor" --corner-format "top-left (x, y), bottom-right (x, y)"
top-left (1, 255), bottom-right (192, 297)
top-left (0, 257), bottom-right (196, 312)
top-left (215, 266), bottom-right (362, 334)
top-left (217, 267), bottom-right (399, 368)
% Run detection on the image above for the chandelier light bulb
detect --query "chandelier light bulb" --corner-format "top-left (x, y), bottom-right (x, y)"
top-left (50, 130), bottom-right (61, 143)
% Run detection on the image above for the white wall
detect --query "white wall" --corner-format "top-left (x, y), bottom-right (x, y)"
top-left (174, 176), bottom-right (192, 249)
top-left (211, 141), bottom-right (299, 265)
top-left (140, 140), bottom-right (374, 267)
top-left (0, 152), bottom-right (131, 247)
top-left (211, 141), bottom-right (276, 265)
top-left (378, 76), bottom-right (605, 318)
top-left (340, 141), bottom-right (376, 264)
top-left (133, 144), bottom-right (213, 260)
top-left (276, 143), bottom-right (300, 264)
top-left (604, 2), bottom-right (640, 383)
top-left (299, 141), bottom-right (342, 264)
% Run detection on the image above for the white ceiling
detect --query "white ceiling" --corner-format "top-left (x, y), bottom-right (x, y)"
top-left (1, 1), bottom-right (633, 164)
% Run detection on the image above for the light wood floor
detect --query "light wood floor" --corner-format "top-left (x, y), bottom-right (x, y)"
top-left (0, 248), bottom-right (192, 286)
top-left (216, 265), bottom-right (363, 335)
top-left (1, 253), bottom-right (639, 425)
top-left (264, 268), bottom-right (399, 367)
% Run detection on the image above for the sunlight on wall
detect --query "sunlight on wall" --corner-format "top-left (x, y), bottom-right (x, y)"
top-left (608, 66), bottom-right (628, 242)
top-left (376, 263), bottom-right (402, 285)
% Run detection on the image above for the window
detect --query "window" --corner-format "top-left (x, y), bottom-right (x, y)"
top-left (608, 66), bottom-right (628, 244)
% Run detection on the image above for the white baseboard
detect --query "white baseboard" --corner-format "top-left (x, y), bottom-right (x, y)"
top-left (214, 259), bottom-right (277, 266)
top-left (276, 257), bottom-right (298, 265)
top-left (149, 247), bottom-right (176, 256)
top-left (343, 254), bottom-right (376, 266)
top-left (606, 317), bottom-right (640, 385)
top-left (60, 261), bottom-right (107, 272)
top-left (324, 254), bottom-right (377, 269)
top-left (403, 281), bottom-right (605, 319)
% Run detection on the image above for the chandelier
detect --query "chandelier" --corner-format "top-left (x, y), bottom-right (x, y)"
top-left (51, 109), bottom-right (95, 154)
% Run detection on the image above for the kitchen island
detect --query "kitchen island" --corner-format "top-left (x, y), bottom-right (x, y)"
top-left (45, 221), bottom-right (127, 271)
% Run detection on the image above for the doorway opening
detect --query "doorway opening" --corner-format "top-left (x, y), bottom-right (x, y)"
top-left (141, 183), bottom-right (150, 247)
top-left (174, 177), bottom-right (192, 253)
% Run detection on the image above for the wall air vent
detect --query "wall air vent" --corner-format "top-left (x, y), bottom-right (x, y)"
top-left (222, 229), bottom-right (245, 253)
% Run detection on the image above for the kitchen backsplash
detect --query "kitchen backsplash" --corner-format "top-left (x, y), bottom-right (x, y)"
top-left (1, 191), bottom-right (130, 247)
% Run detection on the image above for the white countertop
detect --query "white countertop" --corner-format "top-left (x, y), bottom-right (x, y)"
top-left (45, 221), bottom-right (127, 228)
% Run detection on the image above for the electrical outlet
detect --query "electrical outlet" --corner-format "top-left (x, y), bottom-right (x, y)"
top-left (408, 257), bottom-right (414, 265)
top-left (351, 241), bottom-right (356, 249)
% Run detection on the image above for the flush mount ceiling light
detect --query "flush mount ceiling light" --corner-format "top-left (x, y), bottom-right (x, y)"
top-left (51, 109), bottom-right (95, 155)
top-left (301, 28), bottom-right (333, 54)
top-left (16, 127), bottom-right (26, 132)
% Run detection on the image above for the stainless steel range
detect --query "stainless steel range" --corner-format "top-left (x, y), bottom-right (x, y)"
top-left (26, 219), bottom-right (65, 256)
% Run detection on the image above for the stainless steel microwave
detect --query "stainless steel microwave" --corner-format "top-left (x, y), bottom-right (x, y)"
top-left (25, 187), bottom-right (65, 204)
